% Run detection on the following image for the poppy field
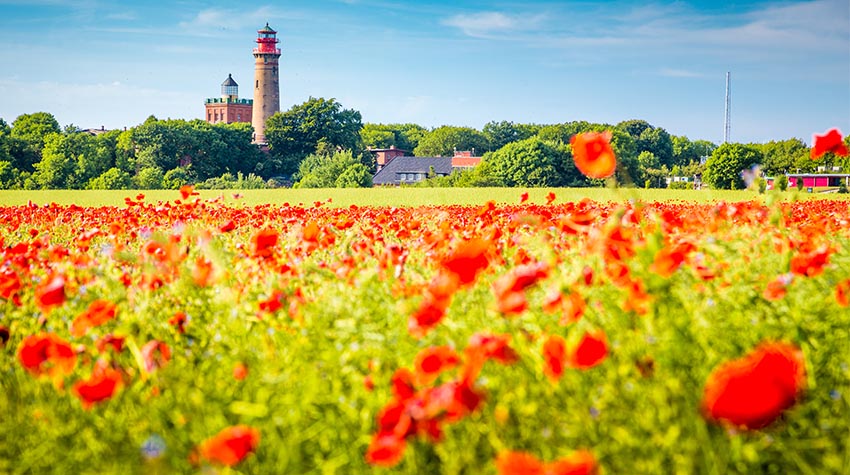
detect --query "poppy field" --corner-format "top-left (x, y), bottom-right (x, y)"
top-left (2, 130), bottom-right (850, 474)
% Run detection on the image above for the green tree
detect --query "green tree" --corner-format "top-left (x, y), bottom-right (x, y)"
top-left (703, 143), bottom-right (762, 190)
top-left (163, 166), bottom-right (196, 190)
top-left (293, 150), bottom-right (372, 188)
top-left (759, 139), bottom-right (809, 176)
top-left (617, 120), bottom-right (674, 168)
top-left (483, 137), bottom-right (580, 187)
top-left (136, 166), bottom-right (165, 189)
top-left (32, 132), bottom-right (112, 189)
top-left (483, 121), bottom-right (539, 152)
top-left (87, 167), bottom-right (133, 189)
top-left (265, 97), bottom-right (363, 177)
top-left (10, 112), bottom-right (61, 172)
top-left (413, 126), bottom-right (489, 157)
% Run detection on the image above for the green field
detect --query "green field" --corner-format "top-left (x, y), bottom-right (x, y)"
top-left (0, 187), bottom-right (839, 207)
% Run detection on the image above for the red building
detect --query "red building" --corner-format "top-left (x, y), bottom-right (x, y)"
top-left (786, 174), bottom-right (850, 190)
top-left (369, 146), bottom-right (409, 170)
top-left (204, 74), bottom-right (253, 125)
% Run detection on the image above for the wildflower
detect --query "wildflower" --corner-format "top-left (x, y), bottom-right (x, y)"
top-left (36, 274), bottom-right (66, 310)
top-left (569, 330), bottom-right (608, 370)
top-left (414, 346), bottom-right (460, 384)
top-left (18, 333), bottom-right (76, 377)
top-left (70, 299), bottom-right (118, 337)
top-left (811, 128), bottom-right (848, 159)
top-left (836, 279), bottom-right (850, 307)
top-left (702, 341), bottom-right (805, 430)
top-left (74, 360), bottom-right (122, 409)
top-left (570, 131), bottom-right (617, 179)
top-left (496, 450), bottom-right (599, 475)
top-left (542, 334), bottom-right (567, 382)
top-left (197, 425), bottom-right (260, 466)
top-left (233, 362), bottom-right (248, 381)
top-left (441, 238), bottom-right (491, 286)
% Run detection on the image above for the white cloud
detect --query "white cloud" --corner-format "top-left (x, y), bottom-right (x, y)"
top-left (178, 6), bottom-right (294, 32)
top-left (442, 11), bottom-right (544, 38)
top-left (659, 68), bottom-right (704, 78)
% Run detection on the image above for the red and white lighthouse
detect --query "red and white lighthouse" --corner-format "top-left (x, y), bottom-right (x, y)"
top-left (252, 23), bottom-right (281, 144)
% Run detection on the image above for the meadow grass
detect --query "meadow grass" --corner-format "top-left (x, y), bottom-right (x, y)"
top-left (0, 187), bottom-right (841, 207)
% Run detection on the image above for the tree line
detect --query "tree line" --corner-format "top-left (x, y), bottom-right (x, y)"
top-left (2, 98), bottom-right (846, 190)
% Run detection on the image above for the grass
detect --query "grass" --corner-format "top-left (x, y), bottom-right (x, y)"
top-left (0, 187), bottom-right (842, 208)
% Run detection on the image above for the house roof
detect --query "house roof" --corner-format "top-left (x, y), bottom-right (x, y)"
top-left (222, 73), bottom-right (238, 87)
top-left (372, 156), bottom-right (453, 185)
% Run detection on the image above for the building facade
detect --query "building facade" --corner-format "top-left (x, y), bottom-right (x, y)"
top-left (204, 74), bottom-right (253, 125)
top-left (252, 23), bottom-right (281, 144)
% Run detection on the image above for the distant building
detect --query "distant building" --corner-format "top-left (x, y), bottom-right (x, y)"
top-left (252, 23), bottom-right (281, 144)
top-left (786, 173), bottom-right (850, 190)
top-left (83, 126), bottom-right (112, 136)
top-left (372, 150), bottom-right (483, 186)
top-left (369, 146), bottom-right (410, 170)
top-left (204, 74), bottom-right (253, 125)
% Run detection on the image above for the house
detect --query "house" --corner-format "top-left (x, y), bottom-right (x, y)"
top-left (372, 150), bottom-right (483, 186)
top-left (786, 173), bottom-right (850, 190)
top-left (368, 146), bottom-right (410, 171)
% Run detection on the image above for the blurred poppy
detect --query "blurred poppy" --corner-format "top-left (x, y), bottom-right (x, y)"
top-left (571, 131), bottom-right (617, 179)
top-left (251, 227), bottom-right (279, 258)
top-left (811, 128), bottom-right (848, 159)
top-left (789, 246), bottom-right (831, 277)
top-left (18, 333), bottom-right (76, 377)
top-left (414, 346), bottom-right (460, 384)
top-left (141, 340), bottom-right (171, 373)
top-left (70, 299), bottom-right (117, 337)
top-left (441, 238), bottom-right (491, 286)
top-left (569, 330), bottom-right (608, 370)
top-left (702, 341), bottom-right (805, 430)
top-left (74, 361), bottom-right (122, 409)
top-left (365, 433), bottom-right (406, 467)
top-left (542, 334), bottom-right (567, 382)
top-left (233, 362), bottom-right (248, 381)
top-left (197, 425), bottom-right (260, 466)
top-left (836, 279), bottom-right (850, 307)
top-left (36, 274), bottom-right (66, 310)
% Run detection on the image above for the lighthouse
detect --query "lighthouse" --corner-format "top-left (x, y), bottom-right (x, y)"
top-left (252, 23), bottom-right (281, 144)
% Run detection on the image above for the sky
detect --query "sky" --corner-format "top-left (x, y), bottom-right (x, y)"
top-left (0, 0), bottom-right (847, 145)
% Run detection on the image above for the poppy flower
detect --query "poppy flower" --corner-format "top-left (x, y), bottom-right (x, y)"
top-left (251, 227), bottom-right (279, 258)
top-left (179, 185), bottom-right (198, 200)
top-left (546, 192), bottom-right (556, 205)
top-left (365, 432), bottom-right (407, 467)
top-left (650, 246), bottom-right (687, 278)
top-left (74, 361), bottom-right (122, 409)
top-left (702, 341), bottom-right (805, 430)
top-left (569, 330), bottom-right (608, 370)
top-left (18, 333), bottom-right (77, 377)
top-left (197, 425), bottom-right (260, 466)
top-left (192, 257), bottom-right (215, 287)
top-left (763, 274), bottom-right (792, 301)
top-left (836, 279), bottom-right (850, 307)
top-left (570, 131), bottom-right (617, 179)
top-left (141, 340), bottom-right (171, 373)
top-left (70, 299), bottom-right (118, 337)
top-left (441, 238), bottom-right (491, 286)
top-left (542, 334), bottom-right (567, 382)
top-left (0, 268), bottom-right (21, 300)
top-left (233, 362), bottom-right (249, 381)
top-left (496, 451), bottom-right (544, 475)
top-left (414, 346), bottom-right (460, 384)
top-left (35, 274), bottom-right (66, 310)
top-left (496, 450), bottom-right (599, 475)
top-left (789, 246), bottom-right (831, 277)
top-left (520, 192), bottom-right (529, 203)
top-left (811, 128), bottom-right (848, 159)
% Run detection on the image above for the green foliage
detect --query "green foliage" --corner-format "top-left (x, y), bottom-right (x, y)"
top-left (758, 139), bottom-right (809, 176)
top-left (797, 178), bottom-right (804, 191)
top-left (617, 119), bottom-right (674, 168)
top-left (668, 181), bottom-right (694, 190)
top-left (483, 137), bottom-right (580, 187)
top-left (413, 126), bottom-right (489, 157)
top-left (136, 166), bottom-right (165, 190)
top-left (265, 97), bottom-right (363, 177)
top-left (776, 175), bottom-right (788, 192)
top-left (703, 143), bottom-right (762, 190)
top-left (838, 181), bottom-right (848, 194)
top-left (87, 167), bottom-right (133, 190)
top-left (195, 172), bottom-right (269, 190)
top-left (294, 150), bottom-right (372, 188)
top-left (10, 112), bottom-right (61, 171)
top-left (163, 166), bottom-right (196, 190)
top-left (32, 132), bottom-right (112, 189)
top-left (482, 121), bottom-right (539, 152)
top-left (360, 123), bottom-right (426, 152)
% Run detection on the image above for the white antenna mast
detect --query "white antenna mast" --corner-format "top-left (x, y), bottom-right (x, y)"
top-left (723, 72), bottom-right (731, 143)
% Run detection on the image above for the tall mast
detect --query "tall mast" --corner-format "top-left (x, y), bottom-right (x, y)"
top-left (723, 72), bottom-right (731, 143)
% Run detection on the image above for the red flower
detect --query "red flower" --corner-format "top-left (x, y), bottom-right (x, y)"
top-left (74, 361), bottom-right (122, 409)
top-left (542, 334), bottom-right (567, 381)
top-left (763, 274), bottom-right (792, 301)
top-left (441, 238), bottom-right (491, 286)
top-left (414, 346), bottom-right (460, 384)
top-left (179, 184), bottom-right (198, 200)
top-left (702, 341), bottom-right (805, 429)
top-left (496, 450), bottom-right (599, 475)
top-left (251, 227), bottom-right (279, 258)
top-left (570, 131), bottom-right (617, 179)
top-left (546, 192), bottom-right (556, 205)
top-left (365, 433), bottom-right (407, 467)
top-left (520, 192), bottom-right (529, 203)
top-left (141, 340), bottom-right (171, 373)
top-left (233, 362), bottom-right (249, 381)
top-left (836, 279), bottom-right (850, 307)
top-left (169, 312), bottom-right (187, 333)
top-left (36, 274), bottom-right (66, 310)
top-left (18, 333), bottom-right (76, 377)
top-left (650, 245), bottom-right (687, 278)
top-left (789, 246), bottom-right (831, 277)
top-left (197, 425), bottom-right (261, 466)
top-left (70, 299), bottom-right (117, 337)
top-left (219, 220), bottom-right (236, 233)
top-left (569, 330), bottom-right (608, 370)
top-left (811, 128), bottom-right (848, 159)
top-left (0, 268), bottom-right (22, 301)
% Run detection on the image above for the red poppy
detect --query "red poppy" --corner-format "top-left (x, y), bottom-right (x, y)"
top-left (141, 340), bottom-right (171, 373)
top-left (95, 334), bottom-right (125, 353)
top-left (542, 334), bottom-right (567, 382)
top-left (763, 274), bottom-right (792, 301)
top-left (179, 184), bottom-right (197, 200)
top-left (520, 192), bottom-right (529, 203)
top-left (70, 299), bottom-right (118, 337)
top-left (836, 279), bottom-right (850, 307)
top-left (570, 131), bottom-right (617, 179)
top-left (496, 450), bottom-right (599, 475)
top-left (496, 451), bottom-right (544, 475)
top-left (441, 238), bottom-right (491, 286)
top-left (365, 432), bottom-right (407, 467)
top-left (169, 312), bottom-right (187, 333)
top-left (251, 227), bottom-right (279, 258)
top-left (545, 450), bottom-right (599, 475)
top-left (414, 346), bottom-right (460, 384)
top-left (197, 425), bottom-right (261, 466)
top-left (18, 333), bottom-right (77, 377)
top-left (35, 274), bottom-right (66, 310)
top-left (192, 257), bottom-right (215, 287)
top-left (546, 192), bottom-right (556, 205)
top-left (702, 341), bottom-right (805, 429)
top-left (74, 361), bottom-right (122, 409)
top-left (233, 362), bottom-right (248, 381)
top-left (650, 245), bottom-right (687, 278)
top-left (0, 268), bottom-right (21, 301)
top-left (569, 330), bottom-right (608, 370)
top-left (811, 128), bottom-right (848, 159)
top-left (219, 219), bottom-right (236, 233)
top-left (789, 246), bottom-right (831, 277)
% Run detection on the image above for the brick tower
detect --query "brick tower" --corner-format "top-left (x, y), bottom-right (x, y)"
top-left (204, 74), bottom-right (253, 124)
top-left (252, 23), bottom-right (281, 144)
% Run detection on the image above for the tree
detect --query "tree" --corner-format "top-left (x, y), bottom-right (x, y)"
top-left (703, 143), bottom-right (762, 190)
top-left (483, 121), bottom-right (539, 152)
top-left (413, 126), bottom-right (489, 157)
top-left (87, 168), bottom-right (132, 189)
top-left (10, 112), bottom-right (61, 172)
top-left (265, 97), bottom-right (363, 177)
top-left (293, 150), bottom-right (372, 188)
top-left (136, 166), bottom-right (165, 189)
top-left (759, 139), bottom-right (809, 176)
top-left (617, 120), bottom-right (674, 168)
top-left (483, 137), bottom-right (580, 187)
top-left (31, 132), bottom-right (112, 189)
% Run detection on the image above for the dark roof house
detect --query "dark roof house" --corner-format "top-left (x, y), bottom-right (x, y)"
top-left (372, 156), bottom-right (453, 186)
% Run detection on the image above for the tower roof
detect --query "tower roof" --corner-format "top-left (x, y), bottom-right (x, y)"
top-left (258, 23), bottom-right (276, 33)
top-left (222, 73), bottom-right (238, 87)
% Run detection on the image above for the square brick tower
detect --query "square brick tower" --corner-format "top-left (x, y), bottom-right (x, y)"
top-left (204, 74), bottom-right (253, 124)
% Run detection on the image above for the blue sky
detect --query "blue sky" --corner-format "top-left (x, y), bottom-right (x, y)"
top-left (0, 0), bottom-right (847, 144)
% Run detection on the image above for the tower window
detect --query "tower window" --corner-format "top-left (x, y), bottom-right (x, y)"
top-left (256, 80), bottom-right (259, 88)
